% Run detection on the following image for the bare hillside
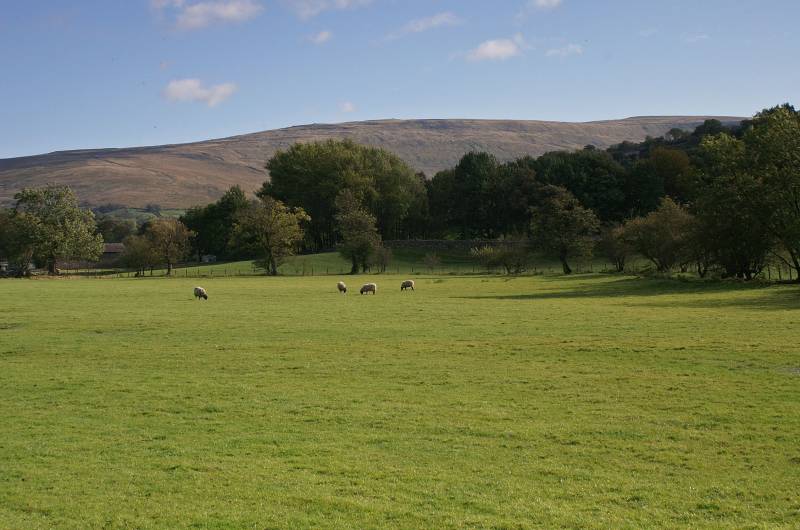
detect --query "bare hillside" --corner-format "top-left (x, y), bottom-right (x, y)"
top-left (0, 116), bottom-right (742, 208)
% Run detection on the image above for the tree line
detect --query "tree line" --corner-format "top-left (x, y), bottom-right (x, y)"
top-left (1, 103), bottom-right (798, 280)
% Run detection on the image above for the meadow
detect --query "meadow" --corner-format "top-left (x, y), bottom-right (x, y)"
top-left (1, 273), bottom-right (799, 528)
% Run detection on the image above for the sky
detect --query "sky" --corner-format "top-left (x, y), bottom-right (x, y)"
top-left (0, 0), bottom-right (798, 159)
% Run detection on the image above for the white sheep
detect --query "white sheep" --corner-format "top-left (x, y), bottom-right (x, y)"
top-left (401, 280), bottom-right (415, 291)
top-left (193, 286), bottom-right (208, 300)
top-left (337, 281), bottom-right (347, 294)
top-left (360, 283), bottom-right (377, 295)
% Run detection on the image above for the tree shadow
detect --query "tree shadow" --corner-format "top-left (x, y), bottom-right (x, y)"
top-left (456, 276), bottom-right (800, 311)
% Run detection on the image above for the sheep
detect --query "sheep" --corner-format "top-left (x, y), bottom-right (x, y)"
top-left (193, 286), bottom-right (208, 300)
top-left (400, 280), bottom-right (415, 291)
top-left (337, 281), bottom-right (347, 294)
top-left (359, 283), bottom-right (377, 295)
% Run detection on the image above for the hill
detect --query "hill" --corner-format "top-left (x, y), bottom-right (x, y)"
top-left (0, 116), bottom-right (743, 208)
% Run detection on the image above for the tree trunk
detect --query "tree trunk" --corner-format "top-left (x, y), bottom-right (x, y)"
top-left (350, 257), bottom-right (358, 275)
top-left (47, 256), bottom-right (58, 275)
top-left (269, 256), bottom-right (278, 276)
top-left (166, 261), bottom-right (173, 276)
top-left (560, 252), bottom-right (572, 275)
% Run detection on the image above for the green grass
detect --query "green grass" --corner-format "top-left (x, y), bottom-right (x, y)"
top-left (1, 274), bottom-right (799, 528)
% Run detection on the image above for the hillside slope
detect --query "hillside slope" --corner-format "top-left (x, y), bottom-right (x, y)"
top-left (0, 116), bottom-right (742, 208)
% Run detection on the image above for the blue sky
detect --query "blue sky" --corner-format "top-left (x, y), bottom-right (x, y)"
top-left (0, 0), bottom-right (798, 158)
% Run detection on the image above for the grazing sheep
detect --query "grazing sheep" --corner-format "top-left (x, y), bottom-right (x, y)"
top-left (193, 286), bottom-right (208, 300)
top-left (360, 283), bottom-right (377, 295)
top-left (337, 281), bottom-right (347, 294)
top-left (401, 280), bottom-right (415, 291)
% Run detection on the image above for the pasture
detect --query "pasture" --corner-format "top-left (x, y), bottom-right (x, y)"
top-left (1, 274), bottom-right (799, 528)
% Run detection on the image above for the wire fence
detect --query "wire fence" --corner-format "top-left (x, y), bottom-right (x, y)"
top-left (61, 258), bottom-right (799, 282)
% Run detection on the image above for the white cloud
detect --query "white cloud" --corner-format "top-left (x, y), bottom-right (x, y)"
top-left (467, 34), bottom-right (525, 62)
top-left (283, 0), bottom-right (371, 19)
top-left (163, 79), bottom-right (237, 107)
top-left (340, 101), bottom-right (356, 113)
top-left (175, 0), bottom-right (263, 29)
top-left (388, 12), bottom-right (461, 39)
top-left (545, 43), bottom-right (583, 57)
top-left (531, 0), bottom-right (562, 9)
top-left (638, 28), bottom-right (658, 38)
top-left (309, 30), bottom-right (332, 44)
top-left (152, 0), bottom-right (262, 30)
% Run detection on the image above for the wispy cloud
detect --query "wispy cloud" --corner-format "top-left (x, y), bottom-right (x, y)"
top-left (282, 0), bottom-right (371, 20)
top-left (387, 12), bottom-right (461, 40)
top-left (309, 30), bottom-right (332, 44)
top-left (163, 79), bottom-right (237, 107)
top-left (340, 101), bottom-right (356, 113)
top-left (530, 0), bottom-right (562, 9)
top-left (638, 28), bottom-right (658, 38)
top-left (517, 0), bottom-right (562, 20)
top-left (153, 0), bottom-right (263, 30)
top-left (545, 43), bottom-right (583, 57)
top-left (684, 33), bottom-right (711, 44)
top-left (467, 34), bottom-right (525, 62)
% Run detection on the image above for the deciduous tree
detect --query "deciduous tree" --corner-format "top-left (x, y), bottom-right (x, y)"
top-left (530, 185), bottom-right (600, 274)
top-left (230, 197), bottom-right (309, 276)
top-left (144, 218), bottom-right (193, 276)
top-left (13, 185), bottom-right (103, 274)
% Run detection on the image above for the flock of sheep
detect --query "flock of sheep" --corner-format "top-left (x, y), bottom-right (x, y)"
top-left (193, 280), bottom-right (415, 301)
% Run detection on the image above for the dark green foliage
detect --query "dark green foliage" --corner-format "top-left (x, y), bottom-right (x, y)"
top-left (534, 150), bottom-right (627, 222)
top-left (597, 224), bottom-right (632, 273)
top-left (530, 185), bottom-right (600, 274)
top-left (623, 198), bottom-right (694, 273)
top-left (694, 134), bottom-right (773, 279)
top-left (470, 242), bottom-right (531, 274)
top-left (181, 186), bottom-right (249, 260)
top-left (261, 139), bottom-right (424, 249)
top-left (744, 104), bottom-right (800, 277)
top-left (334, 189), bottom-right (382, 274)
top-left (119, 234), bottom-right (159, 276)
top-left (96, 216), bottom-right (136, 243)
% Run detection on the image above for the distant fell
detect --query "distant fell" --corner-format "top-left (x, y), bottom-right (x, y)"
top-left (0, 116), bottom-right (743, 208)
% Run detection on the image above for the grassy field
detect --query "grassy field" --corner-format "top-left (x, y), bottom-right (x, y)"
top-left (1, 274), bottom-right (799, 528)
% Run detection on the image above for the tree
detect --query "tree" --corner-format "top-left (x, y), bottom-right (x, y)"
top-left (694, 134), bottom-right (772, 279)
top-left (230, 197), bottom-right (308, 276)
top-left (452, 152), bottom-right (498, 238)
top-left (119, 235), bottom-right (158, 276)
top-left (96, 216), bottom-right (136, 243)
top-left (334, 190), bottom-right (381, 274)
top-left (182, 186), bottom-right (249, 261)
top-left (0, 209), bottom-right (39, 276)
top-left (13, 185), bottom-right (103, 274)
top-left (745, 104), bottom-right (800, 279)
top-left (623, 198), bottom-right (694, 273)
top-left (534, 150), bottom-right (627, 222)
top-left (597, 224), bottom-right (632, 273)
top-left (261, 139), bottom-right (422, 248)
top-left (371, 245), bottom-right (393, 274)
top-left (471, 242), bottom-right (531, 274)
top-left (647, 147), bottom-right (693, 202)
top-left (144, 218), bottom-right (192, 276)
top-left (530, 186), bottom-right (600, 274)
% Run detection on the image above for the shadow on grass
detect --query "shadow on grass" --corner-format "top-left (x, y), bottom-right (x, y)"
top-left (456, 276), bottom-right (800, 311)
